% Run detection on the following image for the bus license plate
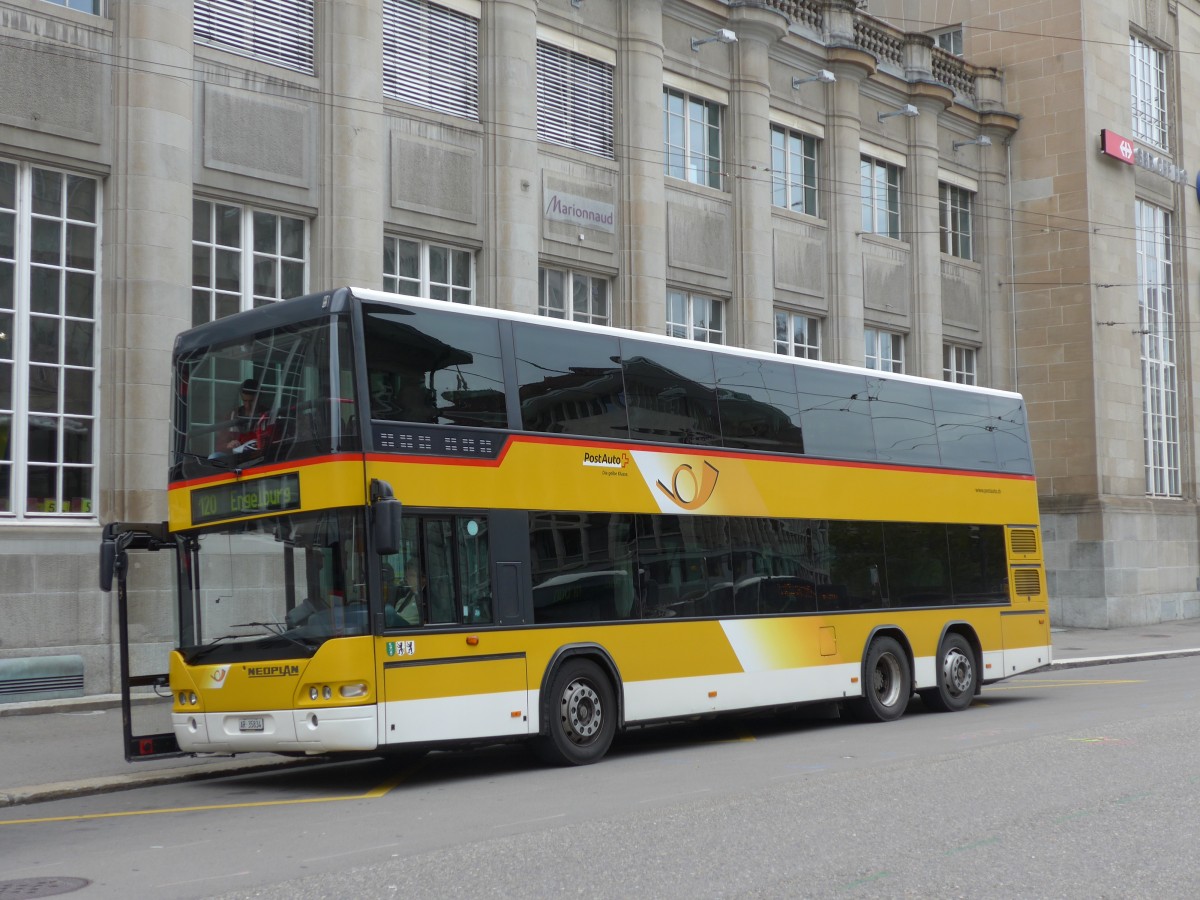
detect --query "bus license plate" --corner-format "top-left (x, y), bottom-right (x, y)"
top-left (239, 717), bottom-right (264, 732)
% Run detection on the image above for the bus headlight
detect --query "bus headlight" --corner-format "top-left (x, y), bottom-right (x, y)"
top-left (322, 685), bottom-right (332, 701)
top-left (309, 686), bottom-right (319, 701)
top-left (339, 682), bottom-right (368, 699)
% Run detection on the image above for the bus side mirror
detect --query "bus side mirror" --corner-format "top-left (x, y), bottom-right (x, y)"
top-left (100, 538), bottom-right (117, 592)
top-left (370, 479), bottom-right (403, 556)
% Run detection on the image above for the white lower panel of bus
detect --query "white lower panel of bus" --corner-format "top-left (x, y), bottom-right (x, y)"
top-left (622, 662), bottom-right (861, 724)
top-left (173, 705), bottom-right (377, 754)
top-left (381, 690), bottom-right (530, 745)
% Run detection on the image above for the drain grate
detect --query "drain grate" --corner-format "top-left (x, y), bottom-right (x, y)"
top-left (0, 878), bottom-right (91, 898)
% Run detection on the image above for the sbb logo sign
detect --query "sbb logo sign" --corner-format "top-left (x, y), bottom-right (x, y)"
top-left (1101, 129), bottom-right (1135, 166)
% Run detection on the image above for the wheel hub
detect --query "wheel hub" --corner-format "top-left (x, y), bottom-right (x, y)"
top-left (561, 679), bottom-right (602, 743)
top-left (942, 649), bottom-right (973, 696)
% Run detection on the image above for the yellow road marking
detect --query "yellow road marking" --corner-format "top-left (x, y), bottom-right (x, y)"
top-left (0, 766), bottom-right (415, 827)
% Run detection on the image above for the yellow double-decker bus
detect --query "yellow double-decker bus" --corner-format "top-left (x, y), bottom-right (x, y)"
top-left (101, 287), bottom-right (1049, 766)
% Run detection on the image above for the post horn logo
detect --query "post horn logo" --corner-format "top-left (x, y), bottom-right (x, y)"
top-left (656, 460), bottom-right (720, 510)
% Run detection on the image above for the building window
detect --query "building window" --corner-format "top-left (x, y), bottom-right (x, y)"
top-left (1135, 199), bottom-right (1179, 497)
top-left (774, 310), bottom-right (821, 360)
top-left (383, 0), bottom-right (479, 121)
top-left (861, 156), bottom-right (901, 239)
top-left (0, 161), bottom-right (99, 519)
top-left (939, 183), bottom-right (974, 260)
top-left (865, 328), bottom-right (904, 373)
top-left (194, 0), bottom-right (315, 75)
top-left (1130, 36), bottom-right (1168, 151)
top-left (43, 0), bottom-right (102, 13)
top-left (934, 27), bottom-right (963, 56)
top-left (667, 290), bottom-right (724, 343)
top-left (663, 88), bottom-right (724, 190)
top-left (538, 267), bottom-right (610, 325)
top-left (536, 42), bottom-right (614, 159)
top-left (943, 344), bottom-right (977, 385)
top-left (770, 126), bottom-right (819, 216)
top-left (192, 200), bottom-right (307, 326)
top-left (384, 236), bottom-right (474, 304)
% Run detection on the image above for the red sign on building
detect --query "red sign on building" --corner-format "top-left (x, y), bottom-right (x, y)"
top-left (1100, 129), bottom-right (1135, 165)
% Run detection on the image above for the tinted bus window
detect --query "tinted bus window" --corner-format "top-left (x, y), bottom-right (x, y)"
top-left (990, 395), bottom-right (1034, 474)
top-left (363, 304), bottom-right (507, 429)
top-left (530, 512), bottom-right (636, 623)
top-left (932, 387), bottom-right (997, 471)
top-left (513, 323), bottom-right (627, 439)
top-left (621, 340), bottom-right (721, 446)
top-left (882, 522), bottom-right (952, 606)
top-left (714, 355), bottom-right (805, 454)
top-left (870, 379), bottom-right (939, 466)
top-left (947, 524), bottom-right (1008, 603)
top-left (795, 368), bottom-right (875, 460)
top-left (636, 514), bottom-right (733, 618)
top-left (823, 521), bottom-right (887, 610)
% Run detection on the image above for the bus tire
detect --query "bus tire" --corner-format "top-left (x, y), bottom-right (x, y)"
top-left (847, 635), bottom-right (911, 722)
top-left (920, 633), bottom-right (977, 713)
top-left (533, 659), bottom-right (616, 766)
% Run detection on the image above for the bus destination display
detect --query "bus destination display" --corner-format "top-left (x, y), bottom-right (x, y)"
top-left (191, 472), bottom-right (301, 524)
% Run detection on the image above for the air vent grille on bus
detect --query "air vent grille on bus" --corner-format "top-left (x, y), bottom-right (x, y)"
top-left (1009, 528), bottom-right (1038, 556)
top-left (1012, 568), bottom-right (1042, 597)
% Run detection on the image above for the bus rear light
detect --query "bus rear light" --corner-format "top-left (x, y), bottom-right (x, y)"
top-left (340, 682), bottom-right (368, 699)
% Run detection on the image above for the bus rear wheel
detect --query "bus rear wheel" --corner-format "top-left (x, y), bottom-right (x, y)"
top-left (847, 636), bottom-right (911, 722)
top-left (533, 659), bottom-right (616, 766)
top-left (920, 633), bottom-right (977, 713)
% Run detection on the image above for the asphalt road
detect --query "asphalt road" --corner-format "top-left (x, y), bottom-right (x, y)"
top-left (2, 657), bottom-right (1197, 899)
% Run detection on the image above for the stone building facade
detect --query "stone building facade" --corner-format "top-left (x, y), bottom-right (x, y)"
top-left (871, 0), bottom-right (1200, 627)
top-left (1, 0), bottom-right (1020, 697)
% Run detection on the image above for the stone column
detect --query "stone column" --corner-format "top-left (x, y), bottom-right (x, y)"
top-left (481, 0), bottom-right (540, 314)
top-left (318, 0), bottom-right (384, 288)
top-left (103, 0), bottom-right (195, 522)
top-left (729, 6), bottom-right (788, 351)
top-left (617, 0), bottom-right (666, 333)
top-left (909, 93), bottom-right (949, 379)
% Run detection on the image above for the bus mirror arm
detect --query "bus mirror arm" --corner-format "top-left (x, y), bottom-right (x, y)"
top-left (370, 479), bottom-right (403, 556)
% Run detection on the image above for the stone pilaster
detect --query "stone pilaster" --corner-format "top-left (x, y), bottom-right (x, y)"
top-left (481, 0), bottom-right (540, 314)
top-left (103, 0), bottom-right (195, 522)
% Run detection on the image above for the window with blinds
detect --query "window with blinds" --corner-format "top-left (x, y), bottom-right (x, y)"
top-left (194, 0), bottom-right (315, 75)
top-left (536, 41), bottom-right (614, 159)
top-left (383, 0), bottom-right (480, 121)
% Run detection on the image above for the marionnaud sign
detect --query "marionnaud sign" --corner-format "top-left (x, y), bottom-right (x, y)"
top-left (1099, 128), bottom-right (1188, 185)
top-left (544, 191), bottom-right (615, 233)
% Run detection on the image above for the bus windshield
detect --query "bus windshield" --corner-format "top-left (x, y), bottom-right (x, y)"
top-left (179, 509), bottom-right (369, 664)
top-left (171, 316), bottom-right (358, 481)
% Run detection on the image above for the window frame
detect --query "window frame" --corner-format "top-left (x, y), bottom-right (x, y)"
top-left (1130, 35), bottom-right (1169, 152)
top-left (860, 155), bottom-right (902, 239)
top-left (1135, 198), bottom-right (1179, 497)
top-left (864, 327), bottom-right (905, 374)
top-left (666, 290), bottom-right (725, 344)
top-left (383, 235), bottom-right (475, 304)
top-left (942, 344), bottom-right (977, 385)
top-left (194, 0), bottom-right (316, 76)
top-left (536, 40), bottom-right (615, 159)
top-left (0, 159), bottom-right (101, 520)
top-left (192, 199), bottom-right (309, 327)
top-left (383, 0), bottom-right (480, 121)
top-left (939, 182), bottom-right (974, 260)
top-left (663, 88), bottom-right (725, 190)
top-left (538, 266), bottom-right (610, 325)
top-left (770, 125), bottom-right (819, 217)
top-left (773, 309), bottom-right (822, 360)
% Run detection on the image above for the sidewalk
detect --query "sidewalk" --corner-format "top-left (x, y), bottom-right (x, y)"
top-left (3, 618), bottom-right (1200, 809)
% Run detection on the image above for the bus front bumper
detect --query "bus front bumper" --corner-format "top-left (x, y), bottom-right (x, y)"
top-left (173, 705), bottom-right (378, 755)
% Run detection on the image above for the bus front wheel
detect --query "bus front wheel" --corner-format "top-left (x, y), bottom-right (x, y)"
top-left (534, 659), bottom-right (616, 766)
top-left (920, 633), bottom-right (977, 713)
top-left (847, 636), bottom-right (911, 722)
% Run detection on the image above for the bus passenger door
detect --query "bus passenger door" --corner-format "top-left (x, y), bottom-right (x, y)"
top-left (380, 512), bottom-right (530, 745)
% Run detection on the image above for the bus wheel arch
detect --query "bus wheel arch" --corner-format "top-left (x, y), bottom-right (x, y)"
top-left (846, 628), bottom-right (913, 723)
top-left (920, 627), bottom-right (980, 713)
top-left (533, 645), bottom-right (622, 766)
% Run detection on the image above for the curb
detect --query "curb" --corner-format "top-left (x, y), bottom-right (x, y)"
top-left (1048, 647), bottom-right (1200, 671)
